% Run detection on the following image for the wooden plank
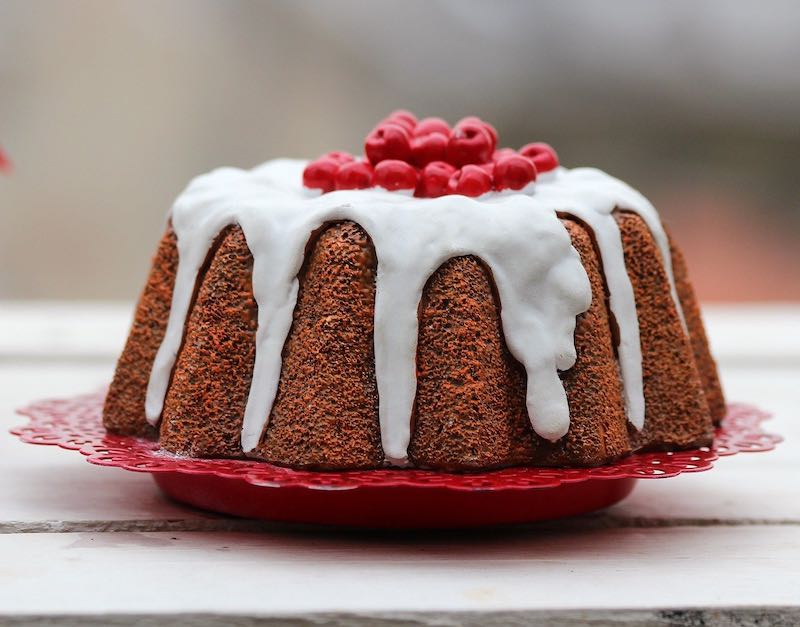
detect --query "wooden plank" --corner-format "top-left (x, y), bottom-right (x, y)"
top-left (0, 527), bottom-right (798, 617)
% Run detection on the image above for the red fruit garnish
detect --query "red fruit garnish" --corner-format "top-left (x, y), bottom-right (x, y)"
top-left (482, 122), bottom-right (498, 150)
top-left (382, 110), bottom-right (417, 134)
top-left (492, 148), bottom-right (516, 162)
top-left (335, 160), bottom-right (374, 190)
top-left (410, 132), bottom-right (448, 167)
top-left (446, 120), bottom-right (493, 167)
top-left (373, 159), bottom-right (418, 192)
top-left (325, 151), bottom-right (354, 165)
top-left (478, 161), bottom-right (496, 177)
top-left (303, 157), bottom-right (339, 193)
top-left (458, 116), bottom-right (497, 152)
top-left (305, 112), bottom-right (555, 197)
top-left (418, 161), bottom-right (457, 198)
top-left (365, 123), bottom-right (412, 165)
top-left (449, 164), bottom-right (493, 197)
top-left (519, 142), bottom-right (559, 173)
top-left (414, 117), bottom-right (450, 137)
top-left (494, 154), bottom-right (537, 191)
top-left (388, 109), bottom-right (417, 125)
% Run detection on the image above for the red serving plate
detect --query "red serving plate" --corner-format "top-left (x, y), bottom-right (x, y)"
top-left (12, 393), bottom-right (780, 529)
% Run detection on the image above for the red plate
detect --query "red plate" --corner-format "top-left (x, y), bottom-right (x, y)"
top-left (12, 393), bottom-right (781, 528)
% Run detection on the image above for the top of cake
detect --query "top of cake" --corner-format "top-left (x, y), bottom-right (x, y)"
top-left (144, 112), bottom-right (683, 466)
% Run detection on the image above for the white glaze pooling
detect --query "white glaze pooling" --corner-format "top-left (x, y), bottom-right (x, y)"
top-left (145, 159), bottom-right (682, 465)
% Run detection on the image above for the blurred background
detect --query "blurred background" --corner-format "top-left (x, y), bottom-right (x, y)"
top-left (1, 0), bottom-right (798, 301)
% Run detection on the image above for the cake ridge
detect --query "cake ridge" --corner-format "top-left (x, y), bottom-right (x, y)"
top-left (143, 158), bottom-right (686, 466)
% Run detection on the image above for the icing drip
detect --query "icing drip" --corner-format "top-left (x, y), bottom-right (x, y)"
top-left (536, 168), bottom-right (686, 429)
top-left (568, 208), bottom-right (646, 428)
top-left (145, 159), bottom-right (684, 465)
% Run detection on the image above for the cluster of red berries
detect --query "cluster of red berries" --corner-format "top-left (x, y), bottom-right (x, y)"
top-left (302, 111), bottom-right (558, 198)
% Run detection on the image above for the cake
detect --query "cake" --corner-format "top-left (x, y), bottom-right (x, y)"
top-left (103, 111), bottom-right (725, 471)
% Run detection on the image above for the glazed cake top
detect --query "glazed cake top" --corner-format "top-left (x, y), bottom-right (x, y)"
top-left (144, 112), bottom-right (682, 466)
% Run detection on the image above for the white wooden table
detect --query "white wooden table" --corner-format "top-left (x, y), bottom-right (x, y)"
top-left (2, 302), bottom-right (799, 626)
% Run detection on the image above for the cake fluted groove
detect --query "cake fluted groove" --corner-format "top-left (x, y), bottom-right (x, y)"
top-left (142, 160), bottom-right (694, 466)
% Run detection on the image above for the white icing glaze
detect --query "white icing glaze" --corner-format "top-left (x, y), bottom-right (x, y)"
top-left (144, 159), bottom-right (684, 465)
top-left (548, 168), bottom-right (687, 429)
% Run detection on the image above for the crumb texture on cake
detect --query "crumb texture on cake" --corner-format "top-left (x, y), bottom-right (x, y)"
top-left (103, 228), bottom-right (178, 438)
top-left (255, 221), bottom-right (383, 469)
top-left (668, 230), bottom-right (726, 425)
top-left (104, 158), bottom-right (724, 471)
top-left (159, 226), bottom-right (257, 458)
top-left (615, 212), bottom-right (714, 450)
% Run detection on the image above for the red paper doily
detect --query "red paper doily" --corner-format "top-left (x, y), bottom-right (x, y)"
top-left (11, 393), bottom-right (781, 528)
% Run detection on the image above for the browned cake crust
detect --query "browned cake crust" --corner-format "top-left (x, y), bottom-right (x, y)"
top-left (103, 228), bottom-right (178, 437)
top-left (159, 226), bottom-right (257, 458)
top-left (615, 211), bottom-right (714, 450)
top-left (537, 219), bottom-right (632, 466)
top-left (410, 219), bottom-right (632, 468)
top-left (668, 232), bottom-right (726, 425)
top-left (254, 221), bottom-right (383, 469)
top-left (409, 254), bottom-right (537, 469)
top-left (104, 214), bottom-right (722, 470)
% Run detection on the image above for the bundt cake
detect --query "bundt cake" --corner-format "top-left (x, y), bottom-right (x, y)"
top-left (104, 111), bottom-right (725, 471)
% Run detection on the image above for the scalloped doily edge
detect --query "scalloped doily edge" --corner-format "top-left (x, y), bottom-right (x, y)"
top-left (11, 393), bottom-right (782, 492)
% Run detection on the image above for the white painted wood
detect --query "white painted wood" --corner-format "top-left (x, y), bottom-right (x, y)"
top-left (1, 363), bottom-right (213, 525)
top-left (0, 301), bottom-right (132, 360)
top-left (703, 303), bottom-right (800, 365)
top-left (1, 527), bottom-right (799, 616)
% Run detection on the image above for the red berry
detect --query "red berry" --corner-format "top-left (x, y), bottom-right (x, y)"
top-left (303, 157), bottom-right (339, 193)
top-left (477, 161), bottom-right (495, 178)
top-left (325, 151), bottom-right (354, 165)
top-left (449, 164), bottom-right (493, 197)
top-left (382, 110), bottom-right (417, 134)
top-left (388, 109), bottom-right (417, 125)
top-left (519, 142), bottom-right (559, 173)
top-left (492, 148), bottom-right (516, 162)
top-left (494, 154), bottom-right (537, 191)
top-left (458, 116), bottom-right (498, 151)
top-left (418, 161), bottom-right (457, 198)
top-left (447, 121), bottom-right (493, 167)
top-left (374, 159), bottom-right (418, 192)
top-left (410, 132), bottom-right (448, 167)
top-left (335, 160), bottom-right (374, 190)
top-left (414, 117), bottom-right (450, 137)
top-left (365, 123), bottom-right (412, 165)
top-left (483, 122), bottom-right (498, 150)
